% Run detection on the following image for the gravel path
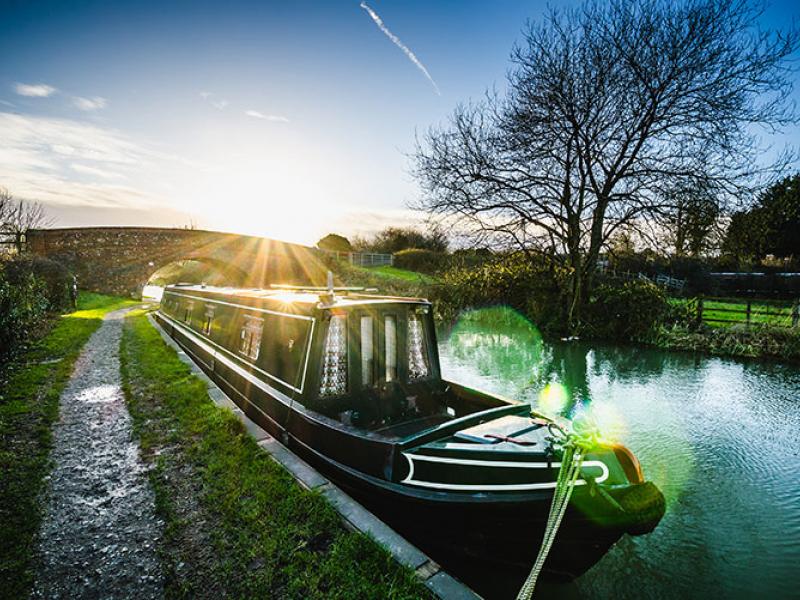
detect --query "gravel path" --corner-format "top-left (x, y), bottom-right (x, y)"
top-left (33, 308), bottom-right (164, 599)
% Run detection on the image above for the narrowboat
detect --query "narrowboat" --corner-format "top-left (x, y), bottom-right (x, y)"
top-left (154, 281), bottom-right (665, 582)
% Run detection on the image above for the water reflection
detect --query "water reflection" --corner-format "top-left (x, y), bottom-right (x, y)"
top-left (438, 311), bottom-right (800, 599)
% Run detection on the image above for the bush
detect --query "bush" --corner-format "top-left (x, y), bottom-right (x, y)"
top-left (393, 248), bottom-right (445, 274)
top-left (431, 253), bottom-right (571, 335)
top-left (585, 280), bottom-right (671, 341)
top-left (353, 226), bottom-right (448, 254)
top-left (316, 233), bottom-right (353, 253)
top-left (0, 272), bottom-right (49, 365)
top-left (2, 256), bottom-right (73, 311)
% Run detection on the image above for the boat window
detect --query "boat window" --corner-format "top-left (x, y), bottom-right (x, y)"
top-left (202, 305), bottom-right (215, 336)
top-left (320, 315), bottom-right (347, 397)
top-left (385, 315), bottom-right (397, 382)
top-left (407, 312), bottom-right (430, 380)
top-left (183, 301), bottom-right (194, 323)
top-left (239, 315), bottom-right (263, 360)
top-left (260, 314), bottom-right (313, 387)
top-left (360, 316), bottom-right (374, 387)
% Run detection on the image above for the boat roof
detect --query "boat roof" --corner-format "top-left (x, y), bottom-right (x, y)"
top-left (164, 283), bottom-right (430, 308)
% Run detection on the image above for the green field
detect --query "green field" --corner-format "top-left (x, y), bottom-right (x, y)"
top-left (675, 297), bottom-right (796, 328)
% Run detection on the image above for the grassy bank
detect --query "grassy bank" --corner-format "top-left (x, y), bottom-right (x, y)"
top-left (649, 323), bottom-right (800, 362)
top-left (353, 265), bottom-right (438, 284)
top-left (0, 292), bottom-right (138, 597)
top-left (119, 310), bottom-right (429, 599)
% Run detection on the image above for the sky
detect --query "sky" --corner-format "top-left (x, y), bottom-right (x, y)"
top-left (1, 0), bottom-right (799, 246)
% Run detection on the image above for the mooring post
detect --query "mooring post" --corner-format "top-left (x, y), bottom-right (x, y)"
top-left (746, 299), bottom-right (752, 328)
top-left (696, 295), bottom-right (704, 327)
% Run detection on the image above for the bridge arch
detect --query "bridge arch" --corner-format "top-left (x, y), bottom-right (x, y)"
top-left (26, 227), bottom-right (329, 297)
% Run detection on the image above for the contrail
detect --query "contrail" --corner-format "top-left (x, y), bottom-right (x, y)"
top-left (359, 2), bottom-right (441, 96)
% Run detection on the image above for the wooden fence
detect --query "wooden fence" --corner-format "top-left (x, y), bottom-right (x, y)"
top-left (695, 296), bottom-right (800, 328)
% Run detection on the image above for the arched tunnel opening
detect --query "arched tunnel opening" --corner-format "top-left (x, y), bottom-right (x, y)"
top-left (142, 258), bottom-right (249, 302)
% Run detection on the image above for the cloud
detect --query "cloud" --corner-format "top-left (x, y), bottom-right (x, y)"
top-left (70, 163), bottom-right (124, 179)
top-left (72, 96), bottom-right (107, 111)
top-left (359, 2), bottom-right (440, 96)
top-left (0, 111), bottom-right (173, 210)
top-left (0, 99), bottom-right (15, 107)
top-left (14, 82), bottom-right (57, 97)
top-left (244, 110), bottom-right (289, 123)
top-left (200, 92), bottom-right (228, 110)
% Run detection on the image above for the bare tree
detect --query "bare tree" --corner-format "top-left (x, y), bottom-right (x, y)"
top-left (413, 0), bottom-right (798, 330)
top-left (0, 188), bottom-right (52, 253)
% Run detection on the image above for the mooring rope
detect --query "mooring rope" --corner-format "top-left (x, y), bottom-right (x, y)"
top-left (516, 425), bottom-right (594, 600)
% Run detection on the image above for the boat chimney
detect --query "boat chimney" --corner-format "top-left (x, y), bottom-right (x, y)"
top-left (319, 270), bottom-right (336, 306)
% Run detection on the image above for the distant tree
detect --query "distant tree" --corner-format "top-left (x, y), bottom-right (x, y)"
top-left (0, 188), bottom-right (51, 253)
top-left (723, 173), bottom-right (800, 263)
top-left (413, 0), bottom-right (798, 330)
top-left (317, 233), bottom-right (353, 253)
top-left (665, 182), bottom-right (722, 258)
top-left (355, 226), bottom-right (448, 254)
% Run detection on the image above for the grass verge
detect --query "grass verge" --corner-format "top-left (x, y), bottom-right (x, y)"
top-left (119, 310), bottom-right (430, 599)
top-left (355, 265), bottom-right (438, 284)
top-left (0, 292), bottom-right (139, 598)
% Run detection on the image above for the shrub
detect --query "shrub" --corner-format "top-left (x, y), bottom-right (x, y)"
top-left (0, 272), bottom-right (49, 365)
top-left (393, 248), bottom-right (445, 274)
top-left (353, 226), bottom-right (448, 254)
top-left (2, 256), bottom-right (73, 311)
top-left (431, 253), bottom-right (571, 336)
top-left (585, 280), bottom-right (671, 341)
top-left (316, 233), bottom-right (353, 253)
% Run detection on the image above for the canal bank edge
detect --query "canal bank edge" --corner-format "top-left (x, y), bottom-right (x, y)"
top-left (146, 312), bottom-right (481, 600)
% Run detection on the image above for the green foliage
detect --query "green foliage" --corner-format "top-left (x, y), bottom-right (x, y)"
top-left (0, 256), bottom-right (77, 365)
top-left (585, 280), bottom-right (672, 341)
top-left (723, 173), bottom-right (800, 265)
top-left (354, 226), bottom-right (448, 254)
top-left (120, 312), bottom-right (430, 599)
top-left (0, 272), bottom-right (49, 365)
top-left (316, 233), bottom-right (353, 253)
top-left (432, 253), bottom-right (570, 335)
top-left (0, 292), bottom-right (136, 598)
top-left (2, 256), bottom-right (74, 311)
top-left (393, 248), bottom-right (445, 274)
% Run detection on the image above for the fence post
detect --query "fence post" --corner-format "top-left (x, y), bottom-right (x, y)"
top-left (746, 299), bottom-right (752, 328)
top-left (696, 295), bottom-right (704, 327)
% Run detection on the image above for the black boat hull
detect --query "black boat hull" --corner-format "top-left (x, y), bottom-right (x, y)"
top-left (154, 310), bottom-right (665, 590)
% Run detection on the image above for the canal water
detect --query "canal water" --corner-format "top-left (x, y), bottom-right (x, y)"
top-left (437, 308), bottom-right (800, 600)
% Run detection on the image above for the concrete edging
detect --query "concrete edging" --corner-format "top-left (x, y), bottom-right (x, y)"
top-left (146, 313), bottom-right (481, 600)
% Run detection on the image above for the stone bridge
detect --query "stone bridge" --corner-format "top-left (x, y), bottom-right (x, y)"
top-left (26, 227), bottom-right (329, 297)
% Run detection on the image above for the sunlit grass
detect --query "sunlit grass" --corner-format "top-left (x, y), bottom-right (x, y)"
top-left (120, 312), bottom-right (431, 598)
top-left (356, 265), bottom-right (438, 283)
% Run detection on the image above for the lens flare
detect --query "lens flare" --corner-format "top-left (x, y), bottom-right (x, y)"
top-left (538, 382), bottom-right (569, 416)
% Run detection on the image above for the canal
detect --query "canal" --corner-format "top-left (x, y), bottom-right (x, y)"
top-left (437, 308), bottom-right (800, 600)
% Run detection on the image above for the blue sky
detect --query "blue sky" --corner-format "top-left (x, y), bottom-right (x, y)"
top-left (1, 0), bottom-right (798, 244)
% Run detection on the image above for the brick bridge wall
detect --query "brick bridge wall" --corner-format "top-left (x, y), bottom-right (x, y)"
top-left (26, 227), bottom-right (329, 297)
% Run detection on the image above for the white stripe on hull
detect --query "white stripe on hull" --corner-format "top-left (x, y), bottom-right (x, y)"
top-left (401, 452), bottom-right (609, 491)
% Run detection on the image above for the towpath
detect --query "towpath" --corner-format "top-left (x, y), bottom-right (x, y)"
top-left (32, 308), bottom-right (164, 599)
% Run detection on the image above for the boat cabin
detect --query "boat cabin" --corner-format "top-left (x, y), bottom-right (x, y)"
top-left (158, 283), bottom-right (454, 439)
